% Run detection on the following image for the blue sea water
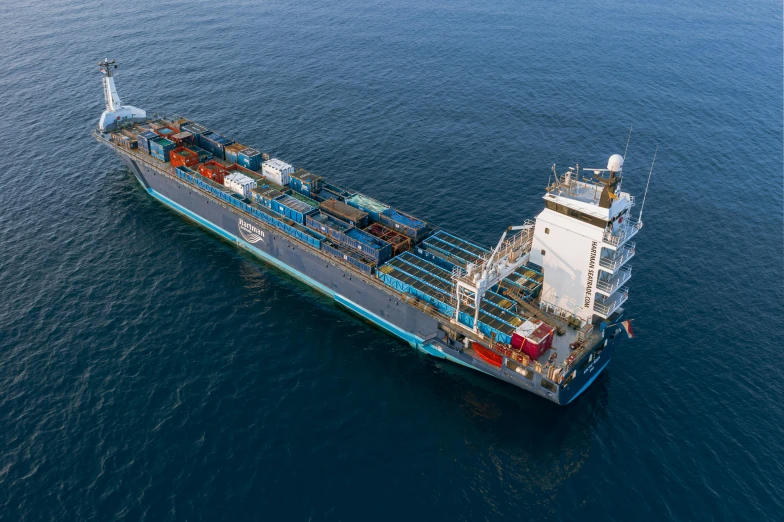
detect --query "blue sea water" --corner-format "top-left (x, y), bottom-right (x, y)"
top-left (0, 0), bottom-right (782, 519)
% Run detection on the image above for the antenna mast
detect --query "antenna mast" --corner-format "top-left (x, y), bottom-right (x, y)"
top-left (623, 125), bottom-right (633, 160)
top-left (638, 146), bottom-right (657, 226)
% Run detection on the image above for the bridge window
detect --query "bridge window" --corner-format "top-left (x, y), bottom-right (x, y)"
top-left (545, 228), bottom-right (550, 234)
top-left (541, 249), bottom-right (546, 256)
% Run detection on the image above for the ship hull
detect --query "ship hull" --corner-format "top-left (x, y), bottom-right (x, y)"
top-left (107, 141), bottom-right (614, 405)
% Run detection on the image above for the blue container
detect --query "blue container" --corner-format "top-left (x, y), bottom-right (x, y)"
top-left (305, 212), bottom-right (353, 241)
top-left (345, 194), bottom-right (390, 222)
top-left (378, 208), bottom-right (429, 242)
top-left (238, 148), bottom-right (262, 171)
top-left (289, 170), bottom-right (323, 197)
top-left (137, 131), bottom-right (158, 153)
top-left (340, 228), bottom-right (393, 263)
top-left (181, 123), bottom-right (209, 147)
top-left (200, 132), bottom-right (234, 161)
top-left (322, 242), bottom-right (375, 274)
top-left (271, 194), bottom-right (317, 225)
top-left (149, 137), bottom-right (176, 162)
top-left (251, 187), bottom-right (285, 209)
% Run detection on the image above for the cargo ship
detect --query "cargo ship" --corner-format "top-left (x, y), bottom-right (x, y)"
top-left (94, 60), bottom-right (643, 405)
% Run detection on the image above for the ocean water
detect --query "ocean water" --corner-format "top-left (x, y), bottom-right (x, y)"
top-left (0, 0), bottom-right (781, 519)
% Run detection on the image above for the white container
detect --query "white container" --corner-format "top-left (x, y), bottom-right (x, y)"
top-left (224, 172), bottom-right (257, 198)
top-left (262, 158), bottom-right (294, 187)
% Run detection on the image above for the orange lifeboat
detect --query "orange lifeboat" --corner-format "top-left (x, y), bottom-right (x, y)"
top-left (471, 342), bottom-right (502, 367)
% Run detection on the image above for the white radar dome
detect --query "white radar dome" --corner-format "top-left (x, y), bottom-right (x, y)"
top-left (607, 154), bottom-right (624, 172)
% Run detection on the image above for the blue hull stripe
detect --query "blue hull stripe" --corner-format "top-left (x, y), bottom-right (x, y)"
top-left (566, 357), bottom-right (612, 404)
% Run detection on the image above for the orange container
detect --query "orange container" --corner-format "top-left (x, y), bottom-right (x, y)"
top-left (170, 147), bottom-right (200, 169)
top-left (199, 160), bottom-right (227, 184)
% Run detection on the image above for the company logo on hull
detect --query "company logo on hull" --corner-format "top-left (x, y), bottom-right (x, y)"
top-left (238, 218), bottom-right (265, 244)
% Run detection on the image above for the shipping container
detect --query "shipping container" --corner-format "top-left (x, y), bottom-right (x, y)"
top-left (512, 320), bottom-right (554, 360)
top-left (181, 123), bottom-right (209, 147)
top-left (224, 172), bottom-right (257, 198)
top-left (320, 198), bottom-right (369, 228)
top-left (305, 212), bottom-right (353, 241)
top-left (171, 131), bottom-right (194, 147)
top-left (289, 169), bottom-right (323, 197)
top-left (238, 147), bottom-right (263, 171)
top-left (378, 208), bottom-right (429, 242)
top-left (271, 194), bottom-right (318, 224)
top-left (340, 228), bottom-right (393, 264)
top-left (199, 160), bottom-right (227, 184)
top-left (261, 158), bottom-right (294, 186)
top-left (149, 137), bottom-right (176, 162)
top-left (137, 131), bottom-right (158, 153)
top-left (345, 194), bottom-right (390, 222)
top-left (154, 127), bottom-right (178, 139)
top-left (321, 241), bottom-right (375, 275)
top-left (200, 132), bottom-right (234, 160)
top-left (322, 182), bottom-right (355, 200)
top-left (363, 223), bottom-right (411, 255)
top-left (171, 118), bottom-right (190, 131)
top-left (251, 186), bottom-right (285, 209)
top-left (170, 147), bottom-right (200, 169)
top-left (110, 132), bottom-right (137, 149)
top-left (188, 145), bottom-right (213, 162)
top-left (224, 143), bottom-right (247, 165)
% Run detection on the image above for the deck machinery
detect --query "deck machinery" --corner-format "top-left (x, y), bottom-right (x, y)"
top-left (94, 61), bottom-right (642, 404)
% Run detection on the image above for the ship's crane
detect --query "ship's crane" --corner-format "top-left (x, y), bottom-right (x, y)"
top-left (452, 221), bottom-right (535, 335)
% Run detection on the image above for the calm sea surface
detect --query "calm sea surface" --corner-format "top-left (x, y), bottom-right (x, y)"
top-left (0, 0), bottom-right (781, 520)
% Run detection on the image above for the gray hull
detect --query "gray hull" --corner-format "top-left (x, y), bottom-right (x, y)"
top-left (107, 141), bottom-right (614, 405)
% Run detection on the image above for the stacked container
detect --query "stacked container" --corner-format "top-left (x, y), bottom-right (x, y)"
top-left (305, 212), bottom-right (353, 241)
top-left (200, 132), bottom-right (234, 160)
top-left (137, 131), bottom-right (158, 153)
top-left (181, 123), bottom-right (210, 148)
top-left (251, 186), bottom-right (285, 209)
top-left (238, 148), bottom-right (263, 171)
top-left (321, 241), bottom-right (375, 275)
top-left (289, 169), bottom-right (323, 197)
top-left (340, 228), bottom-right (393, 264)
top-left (154, 127), bottom-right (178, 139)
top-left (320, 199), bottom-right (369, 228)
top-left (170, 131), bottom-right (194, 147)
top-left (271, 194), bottom-right (318, 224)
top-left (199, 160), bottom-right (227, 184)
top-left (224, 143), bottom-right (247, 165)
top-left (346, 194), bottom-right (390, 222)
top-left (224, 172), bottom-right (257, 199)
top-left (363, 223), bottom-right (411, 255)
top-left (378, 208), bottom-right (428, 242)
top-left (170, 147), bottom-right (200, 169)
top-left (149, 137), bottom-right (176, 162)
top-left (261, 158), bottom-right (294, 186)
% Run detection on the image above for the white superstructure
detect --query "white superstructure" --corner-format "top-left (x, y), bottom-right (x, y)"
top-left (98, 59), bottom-right (146, 131)
top-left (261, 158), bottom-right (294, 186)
top-left (224, 172), bottom-right (257, 198)
top-left (530, 154), bottom-right (641, 325)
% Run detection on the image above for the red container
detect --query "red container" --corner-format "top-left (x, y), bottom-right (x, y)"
top-left (199, 160), bottom-right (227, 184)
top-left (521, 324), bottom-right (554, 360)
top-left (472, 342), bottom-right (503, 367)
top-left (170, 147), bottom-right (200, 169)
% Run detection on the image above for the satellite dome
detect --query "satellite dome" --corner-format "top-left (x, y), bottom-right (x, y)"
top-left (607, 154), bottom-right (624, 172)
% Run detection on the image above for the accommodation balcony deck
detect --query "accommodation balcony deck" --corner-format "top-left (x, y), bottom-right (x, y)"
top-left (593, 286), bottom-right (629, 318)
top-left (599, 242), bottom-right (635, 273)
top-left (596, 265), bottom-right (632, 297)
top-left (602, 220), bottom-right (641, 249)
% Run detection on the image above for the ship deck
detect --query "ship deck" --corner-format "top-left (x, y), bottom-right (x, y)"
top-left (99, 120), bottom-right (602, 383)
